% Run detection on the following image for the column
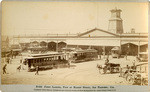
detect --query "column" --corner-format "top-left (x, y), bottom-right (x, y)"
top-left (46, 40), bottom-right (48, 51)
top-left (120, 40), bottom-right (122, 55)
top-left (65, 43), bottom-right (68, 48)
top-left (103, 46), bottom-right (105, 59)
top-left (56, 41), bottom-right (58, 52)
top-left (89, 45), bottom-right (91, 49)
top-left (138, 41), bottom-right (140, 57)
top-left (77, 45), bottom-right (79, 49)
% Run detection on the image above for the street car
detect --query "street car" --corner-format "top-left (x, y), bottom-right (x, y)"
top-left (23, 52), bottom-right (68, 72)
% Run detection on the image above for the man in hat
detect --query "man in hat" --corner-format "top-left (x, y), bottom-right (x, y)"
top-left (35, 66), bottom-right (39, 75)
top-left (105, 58), bottom-right (109, 65)
top-left (3, 64), bottom-right (7, 74)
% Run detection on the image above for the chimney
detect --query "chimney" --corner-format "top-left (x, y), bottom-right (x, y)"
top-left (131, 28), bottom-right (135, 33)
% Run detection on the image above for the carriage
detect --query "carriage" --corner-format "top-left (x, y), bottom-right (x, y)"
top-left (111, 46), bottom-right (121, 58)
top-left (102, 63), bottom-right (120, 74)
top-left (123, 63), bottom-right (148, 85)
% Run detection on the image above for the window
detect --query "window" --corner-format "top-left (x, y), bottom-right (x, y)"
top-left (33, 59), bottom-right (35, 63)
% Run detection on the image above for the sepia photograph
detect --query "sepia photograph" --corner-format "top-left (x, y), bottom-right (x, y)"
top-left (1, 1), bottom-right (148, 87)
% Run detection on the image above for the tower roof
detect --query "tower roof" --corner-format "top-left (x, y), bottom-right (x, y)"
top-left (110, 7), bottom-right (122, 12)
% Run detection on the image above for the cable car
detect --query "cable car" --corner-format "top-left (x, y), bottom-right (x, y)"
top-left (23, 52), bottom-right (68, 71)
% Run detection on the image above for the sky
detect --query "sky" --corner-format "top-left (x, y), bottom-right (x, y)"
top-left (1, 1), bottom-right (148, 36)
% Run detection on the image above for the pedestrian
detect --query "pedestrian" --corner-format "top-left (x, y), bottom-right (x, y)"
top-left (9, 58), bottom-right (12, 64)
top-left (35, 66), bottom-right (39, 75)
top-left (132, 60), bottom-right (136, 71)
top-left (68, 60), bottom-right (71, 68)
top-left (99, 54), bottom-right (101, 60)
top-left (124, 65), bottom-right (130, 78)
top-left (6, 57), bottom-right (9, 64)
top-left (105, 58), bottom-right (109, 65)
top-left (125, 54), bottom-right (128, 60)
top-left (119, 67), bottom-right (122, 77)
top-left (98, 54), bottom-right (101, 60)
top-left (20, 59), bottom-right (22, 63)
top-left (107, 54), bottom-right (109, 59)
top-left (3, 64), bottom-right (7, 74)
top-left (17, 65), bottom-right (21, 72)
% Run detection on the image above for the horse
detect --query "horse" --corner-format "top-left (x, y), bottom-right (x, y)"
top-left (97, 64), bottom-right (104, 74)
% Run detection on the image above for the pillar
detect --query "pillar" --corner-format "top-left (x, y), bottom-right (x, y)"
top-left (138, 41), bottom-right (140, 57)
top-left (103, 46), bottom-right (105, 59)
top-left (77, 45), bottom-right (79, 49)
top-left (120, 40), bottom-right (122, 54)
top-left (56, 41), bottom-right (58, 52)
top-left (65, 43), bottom-right (68, 48)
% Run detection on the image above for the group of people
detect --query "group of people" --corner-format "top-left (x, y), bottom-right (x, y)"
top-left (119, 61), bottom-right (137, 77)
top-left (4, 57), bottom-right (12, 64)
top-left (2, 55), bottom-right (23, 74)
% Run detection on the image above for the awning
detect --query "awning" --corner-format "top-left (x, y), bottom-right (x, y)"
top-left (111, 46), bottom-right (120, 50)
top-left (121, 41), bottom-right (148, 46)
top-left (66, 39), bottom-right (120, 46)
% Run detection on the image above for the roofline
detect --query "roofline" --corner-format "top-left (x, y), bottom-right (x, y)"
top-left (78, 28), bottom-right (120, 37)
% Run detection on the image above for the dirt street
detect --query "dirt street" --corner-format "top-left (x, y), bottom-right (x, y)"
top-left (1, 55), bottom-right (136, 85)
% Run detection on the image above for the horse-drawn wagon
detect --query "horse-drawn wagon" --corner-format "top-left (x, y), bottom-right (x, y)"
top-left (119, 62), bottom-right (148, 85)
top-left (103, 63), bottom-right (120, 73)
top-left (97, 63), bottom-right (120, 74)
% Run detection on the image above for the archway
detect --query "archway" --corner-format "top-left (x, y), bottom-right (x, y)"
top-left (31, 41), bottom-right (39, 47)
top-left (40, 41), bottom-right (47, 47)
top-left (48, 42), bottom-right (56, 51)
top-left (40, 41), bottom-right (48, 53)
top-left (58, 42), bottom-right (67, 51)
top-left (121, 43), bottom-right (138, 56)
top-left (140, 44), bottom-right (148, 52)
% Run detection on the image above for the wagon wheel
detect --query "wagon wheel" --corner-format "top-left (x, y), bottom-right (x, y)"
top-left (123, 73), bottom-right (127, 78)
top-left (126, 74), bottom-right (130, 80)
top-left (128, 77), bottom-right (134, 84)
top-left (126, 75), bottom-right (134, 84)
top-left (141, 78), bottom-right (147, 85)
top-left (103, 67), bottom-right (107, 74)
top-left (117, 67), bottom-right (120, 72)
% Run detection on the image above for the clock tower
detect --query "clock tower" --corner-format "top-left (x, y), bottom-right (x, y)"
top-left (108, 8), bottom-right (123, 34)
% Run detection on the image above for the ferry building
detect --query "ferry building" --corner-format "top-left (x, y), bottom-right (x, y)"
top-left (12, 8), bottom-right (148, 56)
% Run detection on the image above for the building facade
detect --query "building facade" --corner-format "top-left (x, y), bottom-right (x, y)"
top-left (11, 8), bottom-right (148, 56)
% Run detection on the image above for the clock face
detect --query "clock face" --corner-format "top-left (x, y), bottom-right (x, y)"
top-left (112, 12), bottom-right (120, 18)
top-left (117, 12), bottom-right (120, 17)
top-left (112, 13), bottom-right (116, 17)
